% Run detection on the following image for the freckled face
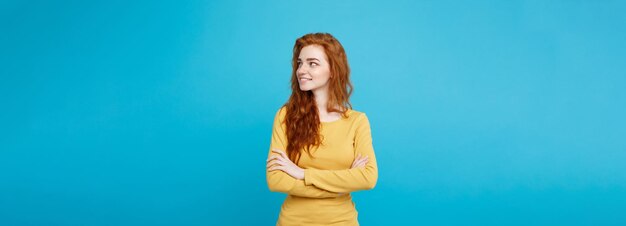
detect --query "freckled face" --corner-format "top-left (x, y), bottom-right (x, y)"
top-left (296, 45), bottom-right (331, 91)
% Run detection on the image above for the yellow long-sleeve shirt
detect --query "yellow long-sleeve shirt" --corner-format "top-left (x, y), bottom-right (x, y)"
top-left (267, 107), bottom-right (378, 226)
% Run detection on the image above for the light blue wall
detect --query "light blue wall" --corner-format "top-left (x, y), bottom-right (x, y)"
top-left (1, 0), bottom-right (625, 225)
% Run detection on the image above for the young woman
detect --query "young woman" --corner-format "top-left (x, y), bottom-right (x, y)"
top-left (266, 33), bottom-right (378, 225)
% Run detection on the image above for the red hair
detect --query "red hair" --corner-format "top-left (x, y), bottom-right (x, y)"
top-left (284, 33), bottom-right (353, 163)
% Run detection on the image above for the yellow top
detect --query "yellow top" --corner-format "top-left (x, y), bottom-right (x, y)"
top-left (267, 107), bottom-right (378, 226)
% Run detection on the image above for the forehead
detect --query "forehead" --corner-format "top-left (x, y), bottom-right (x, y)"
top-left (298, 45), bottom-right (327, 61)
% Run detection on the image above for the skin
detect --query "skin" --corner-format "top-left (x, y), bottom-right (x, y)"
top-left (266, 45), bottom-right (369, 180)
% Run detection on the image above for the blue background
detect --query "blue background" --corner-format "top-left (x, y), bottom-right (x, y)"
top-left (1, 0), bottom-right (625, 225)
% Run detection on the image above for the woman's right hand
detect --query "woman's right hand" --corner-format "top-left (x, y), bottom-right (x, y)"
top-left (351, 153), bottom-right (369, 169)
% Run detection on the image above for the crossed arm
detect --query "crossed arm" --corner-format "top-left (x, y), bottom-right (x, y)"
top-left (265, 109), bottom-right (378, 198)
top-left (266, 148), bottom-right (369, 197)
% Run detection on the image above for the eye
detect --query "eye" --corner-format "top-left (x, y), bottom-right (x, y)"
top-left (297, 62), bottom-right (302, 68)
top-left (309, 62), bottom-right (318, 67)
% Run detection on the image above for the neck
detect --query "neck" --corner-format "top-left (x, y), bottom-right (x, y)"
top-left (312, 87), bottom-right (329, 114)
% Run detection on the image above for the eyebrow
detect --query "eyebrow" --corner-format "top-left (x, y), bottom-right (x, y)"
top-left (297, 58), bottom-right (320, 62)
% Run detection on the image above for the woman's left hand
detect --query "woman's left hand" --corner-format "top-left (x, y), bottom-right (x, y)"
top-left (266, 148), bottom-right (305, 180)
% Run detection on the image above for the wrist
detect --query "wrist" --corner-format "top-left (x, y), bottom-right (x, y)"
top-left (297, 168), bottom-right (305, 180)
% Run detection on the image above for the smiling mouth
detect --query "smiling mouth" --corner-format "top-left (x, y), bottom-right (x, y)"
top-left (299, 78), bottom-right (312, 82)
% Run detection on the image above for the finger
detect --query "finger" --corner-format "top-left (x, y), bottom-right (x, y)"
top-left (268, 163), bottom-right (285, 170)
top-left (270, 152), bottom-right (287, 163)
top-left (355, 155), bottom-right (367, 163)
top-left (267, 159), bottom-right (286, 165)
top-left (266, 155), bottom-right (280, 162)
top-left (271, 149), bottom-right (283, 156)
top-left (353, 154), bottom-right (364, 162)
top-left (352, 162), bottom-right (365, 169)
top-left (271, 154), bottom-right (286, 161)
top-left (269, 153), bottom-right (282, 161)
top-left (271, 149), bottom-right (289, 160)
top-left (355, 158), bottom-right (369, 167)
top-left (271, 148), bottom-right (286, 155)
top-left (266, 159), bottom-right (285, 168)
top-left (267, 165), bottom-right (284, 172)
top-left (351, 157), bottom-right (362, 167)
top-left (278, 150), bottom-right (289, 160)
top-left (267, 157), bottom-right (286, 167)
top-left (352, 157), bottom-right (366, 167)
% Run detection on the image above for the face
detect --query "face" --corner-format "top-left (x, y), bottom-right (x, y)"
top-left (296, 45), bottom-right (331, 92)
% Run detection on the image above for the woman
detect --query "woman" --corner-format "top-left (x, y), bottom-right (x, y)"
top-left (266, 33), bottom-right (378, 226)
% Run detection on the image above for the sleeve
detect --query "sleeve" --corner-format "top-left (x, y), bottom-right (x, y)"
top-left (266, 108), bottom-right (345, 198)
top-left (303, 113), bottom-right (378, 193)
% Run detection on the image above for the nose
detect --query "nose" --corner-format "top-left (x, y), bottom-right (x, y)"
top-left (296, 65), bottom-right (307, 76)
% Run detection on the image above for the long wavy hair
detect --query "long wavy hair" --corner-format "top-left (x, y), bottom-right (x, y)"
top-left (284, 33), bottom-right (353, 163)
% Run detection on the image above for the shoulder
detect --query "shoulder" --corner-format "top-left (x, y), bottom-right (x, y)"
top-left (274, 106), bottom-right (287, 121)
top-left (346, 109), bottom-right (372, 134)
top-left (348, 108), bottom-right (366, 117)
top-left (276, 106), bottom-right (287, 115)
top-left (347, 109), bottom-right (369, 122)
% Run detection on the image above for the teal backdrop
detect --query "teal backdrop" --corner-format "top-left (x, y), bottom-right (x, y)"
top-left (1, 0), bottom-right (625, 225)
